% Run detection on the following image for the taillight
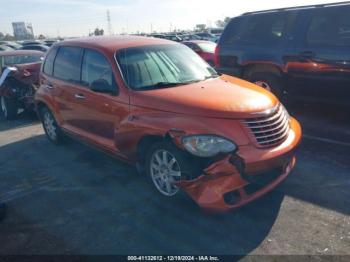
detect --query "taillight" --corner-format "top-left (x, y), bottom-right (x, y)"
top-left (214, 45), bottom-right (220, 68)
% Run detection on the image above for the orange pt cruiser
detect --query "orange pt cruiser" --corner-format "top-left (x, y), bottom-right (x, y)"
top-left (35, 36), bottom-right (301, 213)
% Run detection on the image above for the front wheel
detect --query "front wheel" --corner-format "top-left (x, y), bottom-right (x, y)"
top-left (145, 141), bottom-right (198, 197)
top-left (0, 96), bottom-right (18, 120)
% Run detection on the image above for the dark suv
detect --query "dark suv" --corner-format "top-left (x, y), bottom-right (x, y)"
top-left (216, 2), bottom-right (350, 106)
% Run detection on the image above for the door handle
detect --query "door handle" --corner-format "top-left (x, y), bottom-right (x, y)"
top-left (74, 94), bottom-right (85, 99)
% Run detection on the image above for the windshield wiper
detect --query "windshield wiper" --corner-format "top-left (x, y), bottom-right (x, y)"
top-left (203, 74), bottom-right (220, 80)
top-left (137, 82), bottom-right (184, 90)
top-left (137, 77), bottom-right (218, 90)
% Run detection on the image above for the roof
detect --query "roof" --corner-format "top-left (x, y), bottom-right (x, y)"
top-left (0, 50), bottom-right (44, 56)
top-left (55, 36), bottom-right (178, 54)
top-left (242, 1), bottom-right (350, 15)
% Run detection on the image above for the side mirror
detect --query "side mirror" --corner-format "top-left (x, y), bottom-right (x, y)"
top-left (90, 79), bottom-right (113, 94)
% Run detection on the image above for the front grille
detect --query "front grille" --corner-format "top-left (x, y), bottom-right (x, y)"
top-left (244, 104), bottom-right (290, 148)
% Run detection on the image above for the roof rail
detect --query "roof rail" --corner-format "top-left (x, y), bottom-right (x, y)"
top-left (242, 1), bottom-right (350, 15)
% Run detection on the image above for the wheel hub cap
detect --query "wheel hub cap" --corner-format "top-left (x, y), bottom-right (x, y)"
top-left (43, 112), bottom-right (57, 140)
top-left (150, 149), bottom-right (182, 196)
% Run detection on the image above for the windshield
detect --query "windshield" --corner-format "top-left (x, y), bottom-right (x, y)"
top-left (116, 44), bottom-right (217, 90)
top-left (197, 42), bottom-right (216, 53)
top-left (3, 55), bottom-right (42, 65)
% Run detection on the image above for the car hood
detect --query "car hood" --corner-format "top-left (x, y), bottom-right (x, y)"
top-left (129, 74), bottom-right (279, 119)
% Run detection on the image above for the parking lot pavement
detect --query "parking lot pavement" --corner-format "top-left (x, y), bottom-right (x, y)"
top-left (0, 105), bottom-right (349, 256)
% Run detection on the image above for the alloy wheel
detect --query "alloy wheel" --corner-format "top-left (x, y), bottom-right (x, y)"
top-left (43, 111), bottom-right (57, 141)
top-left (150, 149), bottom-right (182, 196)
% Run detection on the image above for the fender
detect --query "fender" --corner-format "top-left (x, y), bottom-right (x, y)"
top-left (0, 67), bottom-right (17, 88)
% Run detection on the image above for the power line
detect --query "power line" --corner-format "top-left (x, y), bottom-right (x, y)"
top-left (107, 10), bottom-right (113, 35)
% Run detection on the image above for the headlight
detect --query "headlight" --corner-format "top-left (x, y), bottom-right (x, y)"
top-left (182, 135), bottom-right (237, 157)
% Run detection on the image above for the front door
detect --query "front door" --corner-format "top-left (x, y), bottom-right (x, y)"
top-left (65, 48), bottom-right (129, 151)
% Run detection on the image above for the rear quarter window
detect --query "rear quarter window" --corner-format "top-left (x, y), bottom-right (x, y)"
top-left (43, 47), bottom-right (58, 76)
top-left (221, 13), bottom-right (288, 46)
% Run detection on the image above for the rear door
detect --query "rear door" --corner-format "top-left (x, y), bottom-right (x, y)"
top-left (50, 46), bottom-right (84, 130)
top-left (218, 12), bottom-right (293, 77)
top-left (286, 6), bottom-right (350, 105)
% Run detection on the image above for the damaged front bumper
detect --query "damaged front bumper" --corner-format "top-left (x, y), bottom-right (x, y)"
top-left (176, 154), bottom-right (295, 213)
top-left (175, 118), bottom-right (301, 213)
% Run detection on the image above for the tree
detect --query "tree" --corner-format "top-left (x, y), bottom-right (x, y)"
top-left (3, 34), bottom-right (15, 41)
top-left (94, 28), bottom-right (104, 36)
top-left (38, 34), bottom-right (46, 40)
top-left (216, 17), bottom-right (231, 28)
top-left (0, 32), bottom-right (4, 40)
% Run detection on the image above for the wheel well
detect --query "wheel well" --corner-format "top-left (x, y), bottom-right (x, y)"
top-left (137, 133), bottom-right (178, 162)
top-left (137, 135), bottom-right (164, 163)
top-left (36, 102), bottom-right (48, 119)
top-left (242, 64), bottom-right (283, 80)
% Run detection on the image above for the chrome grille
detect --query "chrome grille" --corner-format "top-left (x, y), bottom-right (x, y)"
top-left (244, 105), bottom-right (290, 147)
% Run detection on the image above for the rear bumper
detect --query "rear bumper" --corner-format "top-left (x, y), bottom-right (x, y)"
top-left (176, 118), bottom-right (301, 213)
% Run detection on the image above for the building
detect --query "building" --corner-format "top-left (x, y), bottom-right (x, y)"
top-left (12, 22), bottom-right (34, 40)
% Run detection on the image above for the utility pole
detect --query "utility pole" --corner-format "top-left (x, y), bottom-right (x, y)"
top-left (107, 10), bottom-right (113, 35)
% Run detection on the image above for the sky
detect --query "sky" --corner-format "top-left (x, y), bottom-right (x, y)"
top-left (0, 0), bottom-right (344, 37)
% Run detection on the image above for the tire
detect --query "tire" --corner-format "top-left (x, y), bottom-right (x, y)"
top-left (0, 96), bottom-right (18, 120)
top-left (248, 73), bottom-right (284, 101)
top-left (40, 107), bottom-right (64, 144)
top-left (145, 141), bottom-right (200, 197)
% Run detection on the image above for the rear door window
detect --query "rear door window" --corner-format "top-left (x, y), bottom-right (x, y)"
top-left (53, 46), bottom-right (82, 83)
top-left (306, 6), bottom-right (350, 47)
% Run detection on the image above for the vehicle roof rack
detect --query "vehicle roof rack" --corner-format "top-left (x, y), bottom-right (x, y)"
top-left (242, 1), bottom-right (350, 15)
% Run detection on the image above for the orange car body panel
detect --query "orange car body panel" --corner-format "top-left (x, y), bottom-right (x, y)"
top-left (35, 36), bottom-right (302, 212)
